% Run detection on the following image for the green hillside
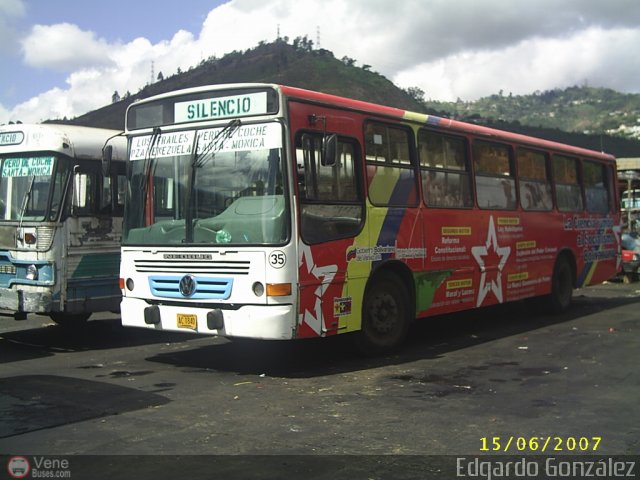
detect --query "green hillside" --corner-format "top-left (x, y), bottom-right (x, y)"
top-left (69, 39), bottom-right (426, 131)
top-left (424, 86), bottom-right (640, 141)
top-left (65, 39), bottom-right (640, 158)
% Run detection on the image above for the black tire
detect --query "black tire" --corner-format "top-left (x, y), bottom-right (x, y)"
top-left (355, 272), bottom-right (411, 354)
top-left (50, 312), bottom-right (91, 327)
top-left (548, 256), bottom-right (573, 313)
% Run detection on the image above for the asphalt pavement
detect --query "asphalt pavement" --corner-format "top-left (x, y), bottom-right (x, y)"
top-left (1, 280), bottom-right (639, 478)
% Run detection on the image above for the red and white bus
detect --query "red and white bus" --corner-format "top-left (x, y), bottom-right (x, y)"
top-left (118, 84), bottom-right (620, 352)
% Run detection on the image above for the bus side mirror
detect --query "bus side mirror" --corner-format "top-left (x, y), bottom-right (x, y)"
top-left (321, 134), bottom-right (338, 167)
top-left (102, 145), bottom-right (113, 176)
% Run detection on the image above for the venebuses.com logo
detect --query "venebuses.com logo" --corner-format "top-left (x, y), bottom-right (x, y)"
top-left (6, 456), bottom-right (71, 478)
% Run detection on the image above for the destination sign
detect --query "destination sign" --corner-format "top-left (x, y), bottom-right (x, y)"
top-left (1, 156), bottom-right (54, 177)
top-left (0, 131), bottom-right (24, 146)
top-left (129, 131), bottom-right (196, 161)
top-left (129, 123), bottom-right (282, 161)
top-left (174, 92), bottom-right (268, 123)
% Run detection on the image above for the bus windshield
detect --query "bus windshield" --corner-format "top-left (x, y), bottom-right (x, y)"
top-left (0, 155), bottom-right (68, 221)
top-left (123, 121), bottom-right (288, 246)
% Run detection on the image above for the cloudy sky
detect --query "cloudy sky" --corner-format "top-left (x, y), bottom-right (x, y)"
top-left (1, 0), bottom-right (640, 124)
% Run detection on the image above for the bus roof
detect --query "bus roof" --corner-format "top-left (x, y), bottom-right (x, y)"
top-left (279, 85), bottom-right (616, 162)
top-left (127, 83), bottom-right (615, 163)
top-left (0, 123), bottom-right (126, 161)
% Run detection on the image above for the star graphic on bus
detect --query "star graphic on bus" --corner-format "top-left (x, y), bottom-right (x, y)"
top-left (298, 242), bottom-right (337, 336)
top-left (471, 216), bottom-right (511, 307)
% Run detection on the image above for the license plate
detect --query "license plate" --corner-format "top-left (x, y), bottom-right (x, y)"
top-left (177, 313), bottom-right (197, 330)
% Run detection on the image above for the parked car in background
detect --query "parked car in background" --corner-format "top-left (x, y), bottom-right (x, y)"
top-left (621, 233), bottom-right (640, 283)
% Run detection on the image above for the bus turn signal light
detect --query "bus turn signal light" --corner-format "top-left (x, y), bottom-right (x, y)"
top-left (266, 283), bottom-right (292, 297)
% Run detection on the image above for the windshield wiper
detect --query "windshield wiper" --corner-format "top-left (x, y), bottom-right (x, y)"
top-left (184, 132), bottom-right (200, 243)
top-left (140, 127), bottom-right (162, 196)
top-left (18, 175), bottom-right (35, 229)
top-left (192, 119), bottom-right (241, 168)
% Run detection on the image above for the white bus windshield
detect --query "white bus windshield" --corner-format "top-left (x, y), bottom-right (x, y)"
top-left (0, 156), bottom-right (68, 221)
top-left (123, 121), bottom-right (288, 246)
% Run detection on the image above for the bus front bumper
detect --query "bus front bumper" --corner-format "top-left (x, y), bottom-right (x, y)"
top-left (120, 298), bottom-right (297, 340)
top-left (0, 287), bottom-right (52, 319)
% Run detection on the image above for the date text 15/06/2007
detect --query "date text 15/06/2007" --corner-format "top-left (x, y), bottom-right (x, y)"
top-left (480, 436), bottom-right (601, 453)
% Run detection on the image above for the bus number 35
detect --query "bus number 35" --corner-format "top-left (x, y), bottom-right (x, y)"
top-left (269, 251), bottom-right (286, 268)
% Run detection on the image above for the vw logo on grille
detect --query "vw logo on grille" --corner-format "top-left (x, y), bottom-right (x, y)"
top-left (179, 275), bottom-right (197, 297)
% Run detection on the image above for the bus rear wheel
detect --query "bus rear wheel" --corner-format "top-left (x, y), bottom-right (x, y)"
top-left (50, 313), bottom-right (91, 327)
top-left (355, 272), bottom-right (411, 355)
top-left (548, 256), bottom-right (573, 313)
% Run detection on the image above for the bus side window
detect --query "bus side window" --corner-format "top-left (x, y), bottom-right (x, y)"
top-left (99, 171), bottom-right (126, 216)
top-left (100, 176), bottom-right (113, 213)
top-left (583, 160), bottom-right (611, 214)
top-left (115, 174), bottom-right (126, 214)
top-left (517, 148), bottom-right (552, 211)
top-left (553, 155), bottom-right (583, 212)
top-left (364, 122), bottom-right (418, 207)
top-left (418, 130), bottom-right (472, 208)
top-left (296, 132), bottom-right (363, 244)
top-left (473, 141), bottom-right (516, 210)
top-left (72, 172), bottom-right (96, 215)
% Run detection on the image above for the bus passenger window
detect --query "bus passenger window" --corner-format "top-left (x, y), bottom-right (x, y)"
top-left (72, 172), bottom-right (97, 215)
top-left (583, 160), bottom-right (611, 214)
top-left (100, 176), bottom-right (113, 213)
top-left (364, 122), bottom-right (417, 207)
top-left (418, 130), bottom-right (472, 208)
top-left (473, 141), bottom-right (516, 210)
top-left (115, 175), bottom-right (126, 214)
top-left (553, 155), bottom-right (583, 212)
top-left (517, 148), bottom-right (552, 211)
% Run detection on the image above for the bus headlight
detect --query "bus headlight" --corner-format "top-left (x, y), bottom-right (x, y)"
top-left (26, 264), bottom-right (38, 281)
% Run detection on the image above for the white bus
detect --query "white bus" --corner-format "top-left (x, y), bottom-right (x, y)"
top-left (0, 124), bottom-right (127, 325)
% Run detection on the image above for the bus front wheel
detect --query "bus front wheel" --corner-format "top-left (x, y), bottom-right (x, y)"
top-left (355, 272), bottom-right (411, 355)
top-left (50, 313), bottom-right (91, 327)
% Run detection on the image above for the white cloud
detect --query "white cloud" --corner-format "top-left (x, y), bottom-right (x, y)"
top-left (2, 0), bottom-right (640, 124)
top-left (393, 26), bottom-right (640, 101)
top-left (22, 23), bottom-right (114, 71)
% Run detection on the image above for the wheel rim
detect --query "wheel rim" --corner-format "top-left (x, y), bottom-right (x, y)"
top-left (368, 291), bottom-right (400, 335)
